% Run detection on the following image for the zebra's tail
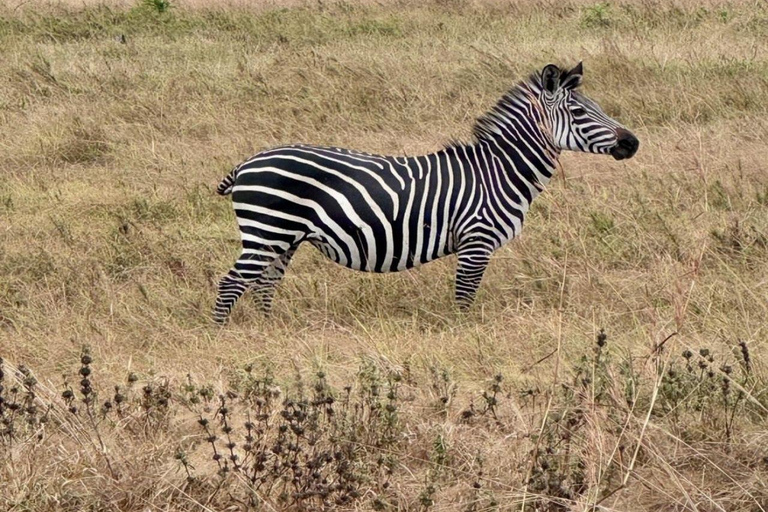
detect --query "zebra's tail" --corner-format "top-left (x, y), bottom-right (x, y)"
top-left (216, 165), bottom-right (239, 196)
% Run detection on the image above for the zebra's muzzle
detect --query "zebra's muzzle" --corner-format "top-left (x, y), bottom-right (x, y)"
top-left (610, 129), bottom-right (639, 160)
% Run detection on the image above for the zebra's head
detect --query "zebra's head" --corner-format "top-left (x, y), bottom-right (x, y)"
top-left (538, 63), bottom-right (639, 160)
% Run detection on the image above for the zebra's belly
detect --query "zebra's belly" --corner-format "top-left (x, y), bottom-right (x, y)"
top-left (307, 236), bottom-right (445, 273)
top-left (233, 157), bottom-right (456, 272)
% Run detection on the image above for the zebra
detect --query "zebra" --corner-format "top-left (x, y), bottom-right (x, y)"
top-left (213, 62), bottom-right (638, 323)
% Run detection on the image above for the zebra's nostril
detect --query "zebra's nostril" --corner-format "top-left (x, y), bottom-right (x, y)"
top-left (619, 136), bottom-right (638, 152)
top-left (611, 129), bottom-right (639, 160)
top-left (616, 129), bottom-right (639, 150)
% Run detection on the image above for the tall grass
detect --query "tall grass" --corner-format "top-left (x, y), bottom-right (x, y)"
top-left (1, 0), bottom-right (767, 509)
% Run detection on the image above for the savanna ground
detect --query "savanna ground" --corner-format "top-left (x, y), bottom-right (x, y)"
top-left (1, 0), bottom-right (767, 510)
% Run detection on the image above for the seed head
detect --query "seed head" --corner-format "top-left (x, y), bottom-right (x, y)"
top-left (739, 340), bottom-right (751, 372)
top-left (597, 329), bottom-right (607, 347)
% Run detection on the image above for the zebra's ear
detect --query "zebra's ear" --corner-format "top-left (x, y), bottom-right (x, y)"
top-left (561, 62), bottom-right (584, 90)
top-left (541, 64), bottom-right (561, 94)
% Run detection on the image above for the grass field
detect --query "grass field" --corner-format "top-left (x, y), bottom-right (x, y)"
top-left (1, 0), bottom-right (767, 510)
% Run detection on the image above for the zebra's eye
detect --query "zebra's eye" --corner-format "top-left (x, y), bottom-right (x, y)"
top-left (571, 107), bottom-right (587, 117)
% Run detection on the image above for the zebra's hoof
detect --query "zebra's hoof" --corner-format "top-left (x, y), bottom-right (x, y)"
top-left (212, 314), bottom-right (229, 325)
top-left (456, 302), bottom-right (472, 312)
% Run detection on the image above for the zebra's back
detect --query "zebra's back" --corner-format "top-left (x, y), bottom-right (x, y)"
top-left (230, 145), bottom-right (464, 272)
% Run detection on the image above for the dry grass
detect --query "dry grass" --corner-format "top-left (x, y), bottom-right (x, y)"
top-left (1, 0), bottom-right (767, 510)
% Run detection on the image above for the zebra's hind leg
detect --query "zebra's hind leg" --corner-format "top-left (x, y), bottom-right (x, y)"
top-left (250, 246), bottom-right (298, 314)
top-left (454, 245), bottom-right (492, 310)
top-left (213, 270), bottom-right (249, 323)
top-left (213, 247), bottom-right (287, 324)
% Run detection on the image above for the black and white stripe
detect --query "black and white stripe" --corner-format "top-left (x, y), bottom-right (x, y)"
top-left (213, 62), bottom-right (638, 322)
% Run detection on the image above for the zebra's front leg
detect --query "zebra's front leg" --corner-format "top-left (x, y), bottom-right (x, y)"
top-left (454, 245), bottom-right (492, 310)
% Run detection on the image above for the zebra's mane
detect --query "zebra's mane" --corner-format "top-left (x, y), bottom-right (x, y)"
top-left (445, 71), bottom-right (545, 150)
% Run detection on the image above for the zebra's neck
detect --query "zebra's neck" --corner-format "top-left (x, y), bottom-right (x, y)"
top-left (442, 80), bottom-right (559, 213)
top-left (471, 80), bottom-right (560, 192)
top-left (428, 80), bottom-right (560, 247)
